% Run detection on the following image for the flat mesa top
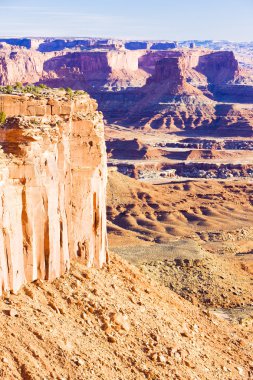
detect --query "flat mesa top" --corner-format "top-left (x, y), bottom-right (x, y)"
top-left (0, 85), bottom-right (88, 99)
top-left (0, 86), bottom-right (98, 119)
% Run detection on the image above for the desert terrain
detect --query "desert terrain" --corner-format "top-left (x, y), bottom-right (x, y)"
top-left (0, 254), bottom-right (252, 380)
top-left (0, 38), bottom-right (252, 379)
top-left (107, 171), bottom-right (253, 312)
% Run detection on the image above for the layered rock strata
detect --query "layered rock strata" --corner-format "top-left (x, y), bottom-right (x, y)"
top-left (0, 91), bottom-right (108, 295)
top-left (0, 43), bottom-right (253, 134)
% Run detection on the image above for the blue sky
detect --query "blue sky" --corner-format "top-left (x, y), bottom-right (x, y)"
top-left (0, 0), bottom-right (252, 41)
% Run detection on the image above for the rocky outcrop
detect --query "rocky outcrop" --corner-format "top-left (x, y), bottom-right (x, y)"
top-left (0, 46), bottom-right (47, 86)
top-left (107, 138), bottom-right (147, 159)
top-left (213, 103), bottom-right (253, 136)
top-left (150, 57), bottom-right (186, 90)
top-left (0, 90), bottom-right (108, 295)
top-left (123, 55), bottom-right (216, 130)
top-left (196, 51), bottom-right (239, 84)
top-left (41, 50), bottom-right (148, 90)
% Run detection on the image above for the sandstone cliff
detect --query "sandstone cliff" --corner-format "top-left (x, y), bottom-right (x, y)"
top-left (196, 51), bottom-right (239, 84)
top-left (0, 44), bottom-right (48, 86)
top-left (0, 90), bottom-right (108, 295)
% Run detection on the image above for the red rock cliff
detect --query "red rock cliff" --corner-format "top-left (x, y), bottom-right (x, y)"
top-left (196, 51), bottom-right (239, 84)
top-left (150, 57), bottom-right (186, 93)
top-left (0, 91), bottom-right (108, 295)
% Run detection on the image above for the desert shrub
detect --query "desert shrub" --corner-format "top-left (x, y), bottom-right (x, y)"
top-left (24, 85), bottom-right (32, 93)
top-left (65, 87), bottom-right (73, 94)
top-left (65, 87), bottom-right (74, 98)
top-left (23, 85), bottom-right (41, 94)
top-left (38, 83), bottom-right (48, 89)
top-left (32, 86), bottom-right (41, 94)
top-left (6, 85), bottom-right (13, 94)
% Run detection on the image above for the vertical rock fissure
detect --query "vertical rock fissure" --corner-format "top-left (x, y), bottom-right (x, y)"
top-left (21, 184), bottom-right (32, 280)
top-left (43, 192), bottom-right (50, 280)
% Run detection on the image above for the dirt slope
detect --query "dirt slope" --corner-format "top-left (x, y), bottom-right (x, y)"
top-left (0, 254), bottom-right (252, 380)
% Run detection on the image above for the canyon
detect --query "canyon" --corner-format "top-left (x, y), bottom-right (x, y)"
top-left (1, 37), bottom-right (253, 141)
top-left (0, 38), bottom-right (252, 379)
top-left (0, 36), bottom-right (252, 309)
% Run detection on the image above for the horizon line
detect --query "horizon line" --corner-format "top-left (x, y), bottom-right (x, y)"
top-left (0, 36), bottom-right (253, 44)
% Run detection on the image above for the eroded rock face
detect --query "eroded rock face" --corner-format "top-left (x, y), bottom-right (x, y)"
top-left (196, 51), bottom-right (239, 84)
top-left (0, 46), bottom-right (47, 86)
top-left (0, 92), bottom-right (108, 295)
top-left (150, 57), bottom-right (186, 91)
top-left (42, 50), bottom-right (147, 90)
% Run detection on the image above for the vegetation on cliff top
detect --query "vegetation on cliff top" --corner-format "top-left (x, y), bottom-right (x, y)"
top-left (0, 83), bottom-right (87, 98)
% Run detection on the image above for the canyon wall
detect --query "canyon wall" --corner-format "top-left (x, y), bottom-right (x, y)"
top-left (0, 41), bottom-right (252, 134)
top-left (0, 46), bottom-right (48, 86)
top-left (196, 51), bottom-right (239, 84)
top-left (0, 45), bottom-right (241, 90)
top-left (0, 91), bottom-right (108, 295)
top-left (42, 50), bottom-right (147, 89)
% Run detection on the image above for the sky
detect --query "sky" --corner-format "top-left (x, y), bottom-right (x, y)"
top-left (0, 0), bottom-right (252, 41)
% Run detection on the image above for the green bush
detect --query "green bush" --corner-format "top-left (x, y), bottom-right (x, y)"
top-left (23, 85), bottom-right (41, 95)
top-left (65, 87), bottom-right (73, 94)
top-left (65, 87), bottom-right (74, 99)
top-left (38, 83), bottom-right (48, 89)
top-left (0, 111), bottom-right (6, 125)
top-left (6, 85), bottom-right (13, 94)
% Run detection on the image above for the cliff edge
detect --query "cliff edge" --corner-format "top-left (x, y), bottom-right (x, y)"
top-left (0, 88), bottom-right (108, 295)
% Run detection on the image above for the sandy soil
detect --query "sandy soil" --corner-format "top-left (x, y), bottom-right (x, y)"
top-left (0, 254), bottom-right (252, 380)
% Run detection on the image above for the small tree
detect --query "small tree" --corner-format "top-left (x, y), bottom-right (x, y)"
top-left (0, 111), bottom-right (6, 125)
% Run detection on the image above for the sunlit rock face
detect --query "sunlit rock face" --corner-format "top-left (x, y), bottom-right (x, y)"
top-left (0, 91), bottom-right (108, 295)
